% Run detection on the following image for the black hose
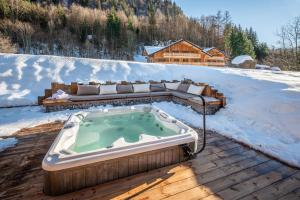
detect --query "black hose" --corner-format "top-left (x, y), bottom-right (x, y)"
top-left (192, 95), bottom-right (206, 156)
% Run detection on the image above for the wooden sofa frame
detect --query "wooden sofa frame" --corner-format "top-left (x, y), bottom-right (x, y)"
top-left (39, 80), bottom-right (226, 115)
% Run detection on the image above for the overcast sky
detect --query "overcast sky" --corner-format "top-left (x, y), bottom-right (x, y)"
top-left (174, 0), bottom-right (300, 46)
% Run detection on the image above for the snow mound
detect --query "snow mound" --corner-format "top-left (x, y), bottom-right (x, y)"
top-left (256, 64), bottom-right (271, 70)
top-left (271, 66), bottom-right (281, 71)
top-left (232, 55), bottom-right (254, 65)
top-left (0, 137), bottom-right (17, 152)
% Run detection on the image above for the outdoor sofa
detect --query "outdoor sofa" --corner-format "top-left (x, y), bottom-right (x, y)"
top-left (40, 80), bottom-right (226, 114)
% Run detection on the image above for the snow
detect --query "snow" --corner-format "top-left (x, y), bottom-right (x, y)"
top-left (256, 64), bottom-right (281, 71)
top-left (0, 53), bottom-right (300, 167)
top-left (203, 47), bottom-right (214, 53)
top-left (144, 46), bottom-right (165, 55)
top-left (133, 54), bottom-right (147, 62)
top-left (0, 137), bottom-right (17, 152)
top-left (232, 55), bottom-right (254, 65)
top-left (256, 64), bottom-right (271, 70)
top-left (271, 66), bottom-right (281, 71)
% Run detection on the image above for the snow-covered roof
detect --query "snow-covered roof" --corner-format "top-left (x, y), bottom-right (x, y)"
top-left (144, 46), bottom-right (165, 55)
top-left (144, 40), bottom-right (218, 57)
top-left (203, 47), bottom-right (215, 53)
top-left (232, 55), bottom-right (254, 65)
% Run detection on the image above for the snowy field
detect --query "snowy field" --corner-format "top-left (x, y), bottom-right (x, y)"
top-left (0, 53), bottom-right (300, 167)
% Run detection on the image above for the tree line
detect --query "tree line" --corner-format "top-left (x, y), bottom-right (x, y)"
top-left (0, 0), bottom-right (281, 69)
top-left (268, 15), bottom-right (300, 71)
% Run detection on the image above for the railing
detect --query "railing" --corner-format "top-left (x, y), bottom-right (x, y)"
top-left (163, 53), bottom-right (201, 58)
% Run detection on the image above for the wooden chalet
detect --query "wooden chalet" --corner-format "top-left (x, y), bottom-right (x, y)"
top-left (143, 39), bottom-right (227, 66)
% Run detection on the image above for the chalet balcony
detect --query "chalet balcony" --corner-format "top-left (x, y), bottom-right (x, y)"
top-left (163, 52), bottom-right (202, 58)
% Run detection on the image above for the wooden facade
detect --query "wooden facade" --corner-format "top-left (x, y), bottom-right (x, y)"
top-left (144, 39), bottom-right (227, 66)
top-left (204, 47), bottom-right (228, 66)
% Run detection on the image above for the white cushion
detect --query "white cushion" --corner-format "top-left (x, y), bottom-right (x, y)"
top-left (133, 83), bottom-right (150, 93)
top-left (187, 85), bottom-right (205, 95)
top-left (164, 82), bottom-right (180, 90)
top-left (100, 84), bottom-right (117, 95)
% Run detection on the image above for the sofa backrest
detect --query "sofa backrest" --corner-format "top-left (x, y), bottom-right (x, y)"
top-left (117, 84), bottom-right (134, 94)
top-left (77, 84), bottom-right (100, 95)
top-left (150, 83), bottom-right (166, 92)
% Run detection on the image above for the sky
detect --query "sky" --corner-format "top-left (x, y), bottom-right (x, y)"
top-left (173, 0), bottom-right (300, 46)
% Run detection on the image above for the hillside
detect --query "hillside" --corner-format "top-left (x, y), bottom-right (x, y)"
top-left (0, 0), bottom-right (245, 60)
top-left (0, 53), bottom-right (300, 167)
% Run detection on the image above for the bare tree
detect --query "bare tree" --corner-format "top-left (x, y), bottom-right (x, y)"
top-left (0, 33), bottom-right (17, 53)
top-left (15, 21), bottom-right (34, 53)
top-left (278, 16), bottom-right (300, 63)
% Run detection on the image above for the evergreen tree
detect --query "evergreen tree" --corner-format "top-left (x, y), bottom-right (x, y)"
top-left (79, 18), bottom-right (89, 43)
top-left (255, 42), bottom-right (269, 62)
top-left (106, 8), bottom-right (121, 49)
top-left (225, 26), bottom-right (256, 58)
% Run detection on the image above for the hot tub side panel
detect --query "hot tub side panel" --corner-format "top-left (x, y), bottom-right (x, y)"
top-left (44, 143), bottom-right (194, 196)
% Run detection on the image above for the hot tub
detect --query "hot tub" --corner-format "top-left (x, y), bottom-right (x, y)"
top-left (43, 105), bottom-right (198, 195)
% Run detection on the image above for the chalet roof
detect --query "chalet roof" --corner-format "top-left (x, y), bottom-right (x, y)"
top-left (144, 39), bottom-right (212, 57)
top-left (203, 47), bottom-right (227, 57)
top-left (203, 47), bottom-right (215, 53)
top-left (144, 46), bottom-right (165, 55)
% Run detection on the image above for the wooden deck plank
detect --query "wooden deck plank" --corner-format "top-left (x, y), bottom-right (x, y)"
top-left (278, 187), bottom-right (300, 200)
top-left (129, 155), bottom-right (270, 200)
top-left (216, 165), bottom-right (297, 200)
top-left (164, 160), bottom-right (281, 200)
top-left (0, 123), bottom-right (299, 200)
top-left (240, 171), bottom-right (300, 200)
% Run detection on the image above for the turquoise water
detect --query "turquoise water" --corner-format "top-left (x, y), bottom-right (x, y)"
top-left (70, 111), bottom-right (179, 153)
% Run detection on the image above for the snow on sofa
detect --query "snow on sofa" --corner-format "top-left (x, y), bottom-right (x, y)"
top-left (40, 80), bottom-right (226, 114)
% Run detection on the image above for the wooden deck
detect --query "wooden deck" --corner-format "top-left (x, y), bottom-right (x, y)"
top-left (0, 122), bottom-right (300, 200)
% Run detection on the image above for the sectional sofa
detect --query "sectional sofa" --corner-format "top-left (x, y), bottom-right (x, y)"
top-left (40, 80), bottom-right (226, 114)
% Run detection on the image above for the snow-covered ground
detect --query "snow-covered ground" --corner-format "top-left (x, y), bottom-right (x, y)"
top-left (0, 53), bottom-right (300, 167)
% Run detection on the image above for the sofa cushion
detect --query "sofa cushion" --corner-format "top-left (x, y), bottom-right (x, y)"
top-left (100, 84), bottom-right (117, 95)
top-left (187, 84), bottom-right (205, 95)
top-left (133, 83), bottom-right (150, 93)
top-left (165, 82), bottom-right (180, 90)
top-left (125, 91), bottom-right (171, 98)
top-left (69, 94), bottom-right (127, 101)
top-left (192, 96), bottom-right (220, 103)
top-left (177, 83), bottom-right (190, 93)
top-left (171, 91), bottom-right (197, 100)
top-left (77, 85), bottom-right (99, 95)
top-left (150, 83), bottom-right (166, 92)
top-left (125, 92), bottom-right (150, 98)
top-left (117, 84), bottom-right (133, 94)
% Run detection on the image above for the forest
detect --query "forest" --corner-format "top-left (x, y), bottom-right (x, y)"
top-left (0, 0), bottom-right (298, 70)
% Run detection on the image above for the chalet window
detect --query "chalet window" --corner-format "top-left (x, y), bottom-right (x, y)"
top-left (183, 59), bottom-right (189, 62)
top-left (193, 59), bottom-right (200, 62)
top-left (174, 59), bottom-right (180, 62)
